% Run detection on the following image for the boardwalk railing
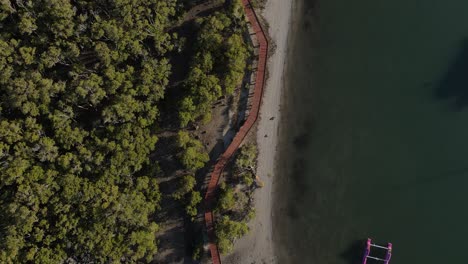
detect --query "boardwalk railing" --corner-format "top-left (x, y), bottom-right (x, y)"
top-left (203, 1), bottom-right (269, 264)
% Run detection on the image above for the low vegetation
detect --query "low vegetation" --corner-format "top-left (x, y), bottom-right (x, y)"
top-left (214, 143), bottom-right (258, 253)
top-left (235, 143), bottom-right (258, 186)
top-left (216, 215), bottom-right (249, 253)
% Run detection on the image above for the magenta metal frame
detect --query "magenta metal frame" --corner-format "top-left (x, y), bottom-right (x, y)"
top-left (362, 238), bottom-right (392, 264)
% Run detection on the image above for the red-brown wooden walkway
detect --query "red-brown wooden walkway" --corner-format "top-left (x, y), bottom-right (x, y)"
top-left (204, 1), bottom-right (268, 264)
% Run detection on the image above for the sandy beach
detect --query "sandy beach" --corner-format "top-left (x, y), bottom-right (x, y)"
top-left (222, 0), bottom-right (293, 263)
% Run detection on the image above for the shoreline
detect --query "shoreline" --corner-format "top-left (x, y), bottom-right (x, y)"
top-left (272, 0), bottom-right (316, 262)
top-left (222, 0), bottom-right (294, 263)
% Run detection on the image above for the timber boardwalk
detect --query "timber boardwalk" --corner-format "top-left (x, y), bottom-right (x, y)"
top-left (203, 0), bottom-right (269, 263)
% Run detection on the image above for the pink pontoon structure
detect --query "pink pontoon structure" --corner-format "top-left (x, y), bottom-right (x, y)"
top-left (362, 238), bottom-right (392, 264)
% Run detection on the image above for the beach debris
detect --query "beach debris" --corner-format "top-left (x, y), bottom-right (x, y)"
top-left (264, 134), bottom-right (268, 137)
top-left (255, 175), bottom-right (264, 188)
top-left (270, 116), bottom-right (275, 120)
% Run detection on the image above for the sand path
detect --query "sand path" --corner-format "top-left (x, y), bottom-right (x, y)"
top-left (222, 0), bottom-right (293, 263)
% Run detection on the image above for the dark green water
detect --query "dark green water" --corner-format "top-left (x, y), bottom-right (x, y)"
top-left (275, 0), bottom-right (468, 263)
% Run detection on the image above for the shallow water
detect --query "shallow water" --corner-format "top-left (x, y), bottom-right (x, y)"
top-left (275, 0), bottom-right (468, 263)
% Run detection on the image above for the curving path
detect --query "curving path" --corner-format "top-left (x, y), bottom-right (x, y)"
top-left (203, 1), bottom-right (268, 263)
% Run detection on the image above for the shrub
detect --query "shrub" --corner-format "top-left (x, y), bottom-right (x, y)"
top-left (240, 171), bottom-right (254, 186)
top-left (215, 216), bottom-right (249, 253)
top-left (235, 143), bottom-right (257, 170)
top-left (218, 188), bottom-right (236, 211)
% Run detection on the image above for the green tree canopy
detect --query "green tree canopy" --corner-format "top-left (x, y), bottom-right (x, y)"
top-left (178, 2), bottom-right (249, 127)
top-left (172, 174), bottom-right (197, 200)
top-left (0, 0), bottom-right (178, 262)
top-left (176, 131), bottom-right (209, 171)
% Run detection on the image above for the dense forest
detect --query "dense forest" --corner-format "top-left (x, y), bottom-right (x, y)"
top-left (0, 0), bottom-right (252, 263)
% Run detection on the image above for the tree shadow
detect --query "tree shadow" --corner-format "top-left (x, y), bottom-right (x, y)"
top-left (435, 39), bottom-right (468, 111)
top-left (339, 239), bottom-right (366, 264)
